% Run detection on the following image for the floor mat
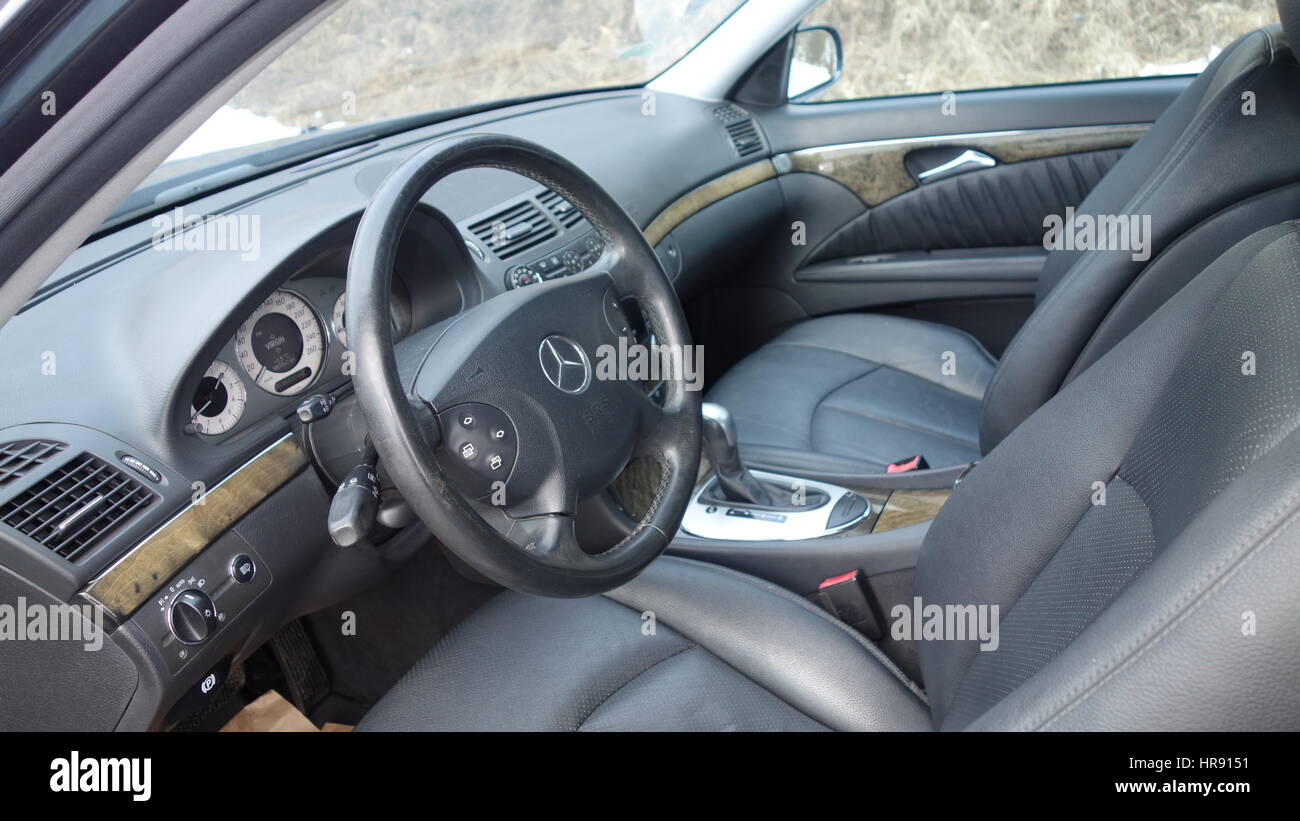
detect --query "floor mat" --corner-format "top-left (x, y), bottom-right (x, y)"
top-left (220, 691), bottom-right (352, 732)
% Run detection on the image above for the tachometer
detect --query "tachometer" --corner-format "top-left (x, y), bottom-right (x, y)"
top-left (190, 360), bottom-right (247, 435)
top-left (331, 291), bottom-right (348, 347)
top-left (331, 283), bottom-right (412, 348)
top-left (235, 289), bottom-right (325, 395)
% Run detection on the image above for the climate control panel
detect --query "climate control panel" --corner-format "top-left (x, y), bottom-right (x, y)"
top-left (505, 233), bottom-right (603, 289)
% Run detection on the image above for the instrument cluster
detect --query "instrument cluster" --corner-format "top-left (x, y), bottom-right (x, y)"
top-left (188, 277), bottom-right (412, 441)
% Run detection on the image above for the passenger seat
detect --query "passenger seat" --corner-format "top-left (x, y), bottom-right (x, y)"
top-left (709, 4), bottom-right (1300, 478)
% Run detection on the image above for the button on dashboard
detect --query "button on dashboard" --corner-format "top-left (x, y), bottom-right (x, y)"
top-left (229, 554), bottom-right (256, 584)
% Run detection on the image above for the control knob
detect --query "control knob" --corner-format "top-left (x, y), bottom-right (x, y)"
top-left (167, 589), bottom-right (219, 645)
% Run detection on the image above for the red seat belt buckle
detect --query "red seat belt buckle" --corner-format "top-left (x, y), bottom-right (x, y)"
top-left (886, 454), bottom-right (929, 474)
top-left (819, 570), bottom-right (859, 589)
top-left (813, 570), bottom-right (883, 639)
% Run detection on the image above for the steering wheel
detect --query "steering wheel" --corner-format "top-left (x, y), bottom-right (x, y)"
top-left (347, 134), bottom-right (701, 597)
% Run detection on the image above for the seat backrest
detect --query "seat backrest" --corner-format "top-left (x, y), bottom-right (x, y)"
top-left (916, 220), bottom-right (1300, 730)
top-left (979, 10), bottom-right (1300, 453)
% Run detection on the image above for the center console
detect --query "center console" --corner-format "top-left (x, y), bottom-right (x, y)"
top-left (681, 469), bottom-right (870, 541)
top-left (660, 402), bottom-right (961, 606)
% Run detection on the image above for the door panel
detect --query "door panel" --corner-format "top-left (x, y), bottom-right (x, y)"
top-left (804, 145), bottom-right (1129, 260)
top-left (697, 77), bottom-right (1188, 365)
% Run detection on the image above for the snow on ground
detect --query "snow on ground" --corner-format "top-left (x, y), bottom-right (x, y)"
top-left (166, 106), bottom-right (302, 162)
top-left (1140, 46), bottom-right (1222, 77)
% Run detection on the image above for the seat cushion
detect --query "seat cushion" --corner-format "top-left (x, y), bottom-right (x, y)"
top-left (707, 313), bottom-right (996, 475)
top-left (357, 556), bottom-right (932, 732)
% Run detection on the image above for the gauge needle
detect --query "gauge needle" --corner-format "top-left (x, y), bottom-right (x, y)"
top-left (190, 376), bottom-right (223, 421)
top-left (191, 397), bottom-right (213, 421)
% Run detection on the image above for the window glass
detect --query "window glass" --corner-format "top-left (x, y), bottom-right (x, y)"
top-left (158, 0), bottom-right (745, 174)
top-left (800, 0), bottom-right (1276, 102)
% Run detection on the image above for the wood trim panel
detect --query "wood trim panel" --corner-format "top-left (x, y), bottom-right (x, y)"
top-left (643, 159), bottom-right (776, 245)
top-left (781, 124), bottom-right (1149, 207)
top-left (84, 435), bottom-right (307, 618)
top-left (873, 489), bottom-right (953, 534)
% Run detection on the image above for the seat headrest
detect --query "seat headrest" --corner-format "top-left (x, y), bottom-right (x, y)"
top-left (1279, 0), bottom-right (1300, 46)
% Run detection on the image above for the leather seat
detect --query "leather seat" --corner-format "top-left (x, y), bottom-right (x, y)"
top-left (360, 220), bottom-right (1300, 731)
top-left (708, 313), bottom-right (995, 475)
top-left (360, 556), bottom-right (930, 731)
top-left (711, 8), bottom-right (1300, 477)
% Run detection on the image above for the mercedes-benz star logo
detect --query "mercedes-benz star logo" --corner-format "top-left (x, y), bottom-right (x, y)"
top-left (538, 335), bottom-right (591, 394)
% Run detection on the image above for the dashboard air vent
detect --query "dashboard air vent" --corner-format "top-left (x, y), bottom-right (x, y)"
top-left (724, 118), bottom-right (763, 157)
top-left (467, 201), bottom-right (558, 260)
top-left (0, 453), bottom-right (153, 561)
top-left (714, 104), bottom-right (764, 158)
top-left (537, 189), bottom-right (584, 229)
top-left (0, 439), bottom-right (65, 490)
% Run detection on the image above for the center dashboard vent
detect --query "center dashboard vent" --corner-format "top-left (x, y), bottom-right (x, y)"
top-left (537, 189), bottom-right (584, 229)
top-left (0, 439), bottom-right (66, 490)
top-left (0, 453), bottom-right (154, 561)
top-left (714, 104), bottom-right (764, 158)
top-left (467, 200), bottom-right (558, 260)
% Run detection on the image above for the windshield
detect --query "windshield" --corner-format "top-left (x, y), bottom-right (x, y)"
top-left (151, 0), bottom-right (745, 185)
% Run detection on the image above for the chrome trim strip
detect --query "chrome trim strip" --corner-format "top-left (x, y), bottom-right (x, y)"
top-left (54, 494), bottom-right (105, 537)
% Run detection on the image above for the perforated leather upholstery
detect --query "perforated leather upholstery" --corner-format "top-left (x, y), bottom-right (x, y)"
top-left (708, 313), bottom-right (994, 474)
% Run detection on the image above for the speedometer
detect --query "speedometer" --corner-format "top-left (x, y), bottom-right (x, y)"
top-left (191, 360), bottom-right (247, 435)
top-left (235, 289), bottom-right (325, 396)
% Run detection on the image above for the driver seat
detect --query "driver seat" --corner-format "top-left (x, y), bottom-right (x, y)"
top-left (359, 222), bottom-right (1300, 731)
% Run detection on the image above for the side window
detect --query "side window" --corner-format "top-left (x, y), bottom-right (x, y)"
top-left (798, 0), bottom-right (1276, 102)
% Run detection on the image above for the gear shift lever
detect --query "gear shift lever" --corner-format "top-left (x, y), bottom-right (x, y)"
top-left (701, 402), bottom-right (775, 506)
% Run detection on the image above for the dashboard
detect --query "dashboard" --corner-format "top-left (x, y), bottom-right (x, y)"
top-left (0, 87), bottom-right (778, 730)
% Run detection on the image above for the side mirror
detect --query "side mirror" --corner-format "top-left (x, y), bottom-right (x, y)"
top-left (787, 25), bottom-right (843, 102)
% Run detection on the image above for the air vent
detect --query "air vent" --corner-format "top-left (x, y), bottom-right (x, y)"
top-left (724, 118), bottom-right (763, 157)
top-left (0, 439), bottom-right (65, 490)
top-left (713, 104), bottom-right (764, 158)
top-left (0, 453), bottom-right (153, 561)
top-left (467, 200), bottom-right (558, 260)
top-left (537, 189), bottom-right (583, 229)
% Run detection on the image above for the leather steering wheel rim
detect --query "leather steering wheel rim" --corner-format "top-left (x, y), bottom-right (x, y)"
top-left (347, 133), bottom-right (701, 597)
